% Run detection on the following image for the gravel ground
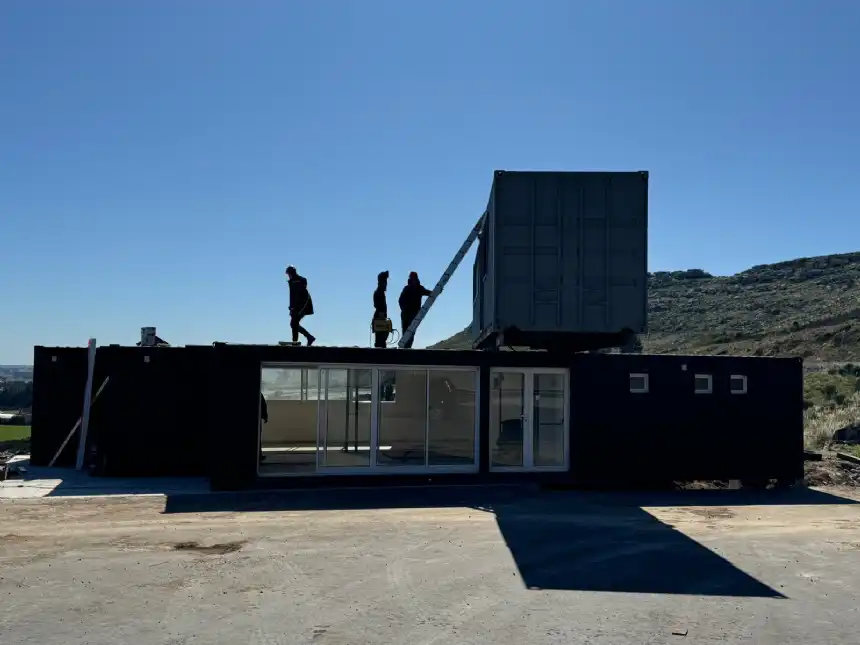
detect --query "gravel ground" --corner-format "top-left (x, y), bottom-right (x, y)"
top-left (1, 486), bottom-right (860, 644)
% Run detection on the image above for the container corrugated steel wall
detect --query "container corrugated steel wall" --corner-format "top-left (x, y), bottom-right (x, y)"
top-left (30, 346), bottom-right (90, 466)
top-left (569, 353), bottom-right (804, 485)
top-left (93, 346), bottom-right (211, 477)
top-left (473, 170), bottom-right (648, 339)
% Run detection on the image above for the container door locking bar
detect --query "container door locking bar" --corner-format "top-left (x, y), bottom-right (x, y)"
top-left (398, 211), bottom-right (487, 349)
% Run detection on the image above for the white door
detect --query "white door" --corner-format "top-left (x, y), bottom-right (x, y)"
top-left (488, 368), bottom-right (569, 471)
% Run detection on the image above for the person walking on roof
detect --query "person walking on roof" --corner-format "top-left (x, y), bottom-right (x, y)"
top-left (286, 266), bottom-right (316, 346)
top-left (398, 271), bottom-right (431, 349)
top-left (372, 271), bottom-right (390, 348)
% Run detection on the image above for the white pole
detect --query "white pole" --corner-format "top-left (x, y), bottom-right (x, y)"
top-left (49, 376), bottom-right (109, 468)
top-left (76, 338), bottom-right (97, 470)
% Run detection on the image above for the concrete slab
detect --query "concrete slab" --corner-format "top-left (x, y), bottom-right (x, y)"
top-left (1, 486), bottom-right (859, 644)
top-left (0, 458), bottom-right (209, 499)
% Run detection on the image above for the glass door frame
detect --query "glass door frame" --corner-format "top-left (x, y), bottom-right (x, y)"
top-left (314, 364), bottom-right (377, 472)
top-left (488, 367), bottom-right (570, 473)
top-left (315, 363), bottom-right (481, 475)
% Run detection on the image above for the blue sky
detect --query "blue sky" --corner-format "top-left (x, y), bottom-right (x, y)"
top-left (2, 0), bottom-right (859, 364)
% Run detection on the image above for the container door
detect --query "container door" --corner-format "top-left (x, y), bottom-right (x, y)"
top-left (489, 368), bottom-right (569, 472)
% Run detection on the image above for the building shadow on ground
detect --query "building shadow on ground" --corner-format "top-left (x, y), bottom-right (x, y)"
top-left (163, 484), bottom-right (858, 598)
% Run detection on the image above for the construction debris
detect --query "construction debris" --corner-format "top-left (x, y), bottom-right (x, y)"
top-left (0, 455), bottom-right (28, 481)
top-left (837, 451), bottom-right (860, 466)
top-left (805, 451), bottom-right (860, 487)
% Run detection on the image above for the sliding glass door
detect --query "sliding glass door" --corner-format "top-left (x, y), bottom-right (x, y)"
top-left (318, 367), bottom-right (373, 469)
top-left (314, 365), bottom-right (478, 474)
top-left (259, 362), bottom-right (563, 478)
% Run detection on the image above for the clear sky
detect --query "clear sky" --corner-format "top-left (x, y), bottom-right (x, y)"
top-left (2, 0), bottom-right (859, 364)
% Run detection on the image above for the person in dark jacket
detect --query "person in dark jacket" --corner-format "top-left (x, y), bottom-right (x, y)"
top-left (372, 270), bottom-right (390, 348)
top-left (286, 266), bottom-right (316, 346)
top-left (398, 271), bottom-right (432, 349)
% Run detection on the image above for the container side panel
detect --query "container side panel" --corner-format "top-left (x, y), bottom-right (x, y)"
top-left (494, 173), bottom-right (563, 331)
top-left (605, 172), bottom-right (648, 333)
top-left (471, 242), bottom-right (482, 341)
top-left (492, 171), bottom-right (647, 335)
top-left (484, 184), bottom-right (497, 331)
top-left (578, 175), bottom-right (611, 331)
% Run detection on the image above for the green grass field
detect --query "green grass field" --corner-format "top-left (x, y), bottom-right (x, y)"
top-left (0, 425), bottom-right (30, 442)
top-left (0, 426), bottom-right (31, 454)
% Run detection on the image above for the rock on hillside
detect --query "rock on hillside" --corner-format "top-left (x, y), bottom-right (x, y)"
top-left (431, 251), bottom-right (860, 360)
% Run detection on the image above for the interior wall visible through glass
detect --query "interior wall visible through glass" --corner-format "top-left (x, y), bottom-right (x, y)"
top-left (259, 364), bottom-right (479, 476)
top-left (374, 368), bottom-right (477, 467)
top-left (259, 366), bottom-right (321, 476)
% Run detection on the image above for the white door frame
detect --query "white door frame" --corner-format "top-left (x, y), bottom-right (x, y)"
top-left (488, 367), bottom-right (570, 472)
top-left (315, 364), bottom-right (376, 472)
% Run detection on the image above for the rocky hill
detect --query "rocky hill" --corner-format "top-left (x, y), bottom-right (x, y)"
top-left (431, 251), bottom-right (860, 361)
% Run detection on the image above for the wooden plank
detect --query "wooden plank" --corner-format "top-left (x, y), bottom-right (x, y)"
top-left (836, 451), bottom-right (860, 467)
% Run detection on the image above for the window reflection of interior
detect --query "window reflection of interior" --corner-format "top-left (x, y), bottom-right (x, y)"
top-left (533, 373), bottom-right (565, 467)
top-left (259, 365), bottom-right (477, 476)
top-left (489, 372), bottom-right (525, 468)
top-left (377, 368), bottom-right (477, 467)
top-left (319, 368), bottom-right (373, 468)
top-left (489, 371), bottom-right (567, 470)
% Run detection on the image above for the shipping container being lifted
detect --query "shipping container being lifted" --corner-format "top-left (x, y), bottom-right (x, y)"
top-left (471, 170), bottom-right (649, 352)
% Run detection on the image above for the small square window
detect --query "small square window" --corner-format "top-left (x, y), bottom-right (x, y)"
top-left (729, 374), bottom-right (748, 394)
top-left (629, 373), bottom-right (649, 394)
top-left (694, 374), bottom-right (712, 394)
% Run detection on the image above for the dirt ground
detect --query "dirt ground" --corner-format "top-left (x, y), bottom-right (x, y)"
top-left (676, 453), bottom-right (860, 490)
top-left (2, 486), bottom-right (860, 644)
top-left (804, 452), bottom-right (860, 487)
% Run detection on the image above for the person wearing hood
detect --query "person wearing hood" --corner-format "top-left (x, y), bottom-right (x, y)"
top-left (372, 271), bottom-right (390, 348)
top-left (398, 271), bottom-right (432, 349)
top-left (285, 265), bottom-right (316, 346)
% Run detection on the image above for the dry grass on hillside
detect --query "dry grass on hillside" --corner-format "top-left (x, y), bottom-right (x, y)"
top-left (805, 392), bottom-right (860, 449)
top-left (433, 251), bottom-right (860, 361)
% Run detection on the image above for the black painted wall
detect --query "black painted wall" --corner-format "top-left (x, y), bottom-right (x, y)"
top-left (30, 346), bottom-right (99, 467)
top-left (205, 344), bottom-right (804, 490)
top-left (91, 345), bottom-right (212, 477)
top-left (569, 353), bottom-right (804, 485)
top-left (30, 343), bottom-right (804, 488)
top-left (208, 344), bottom-right (262, 490)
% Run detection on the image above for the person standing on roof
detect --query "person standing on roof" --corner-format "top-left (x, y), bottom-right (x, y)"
top-left (286, 265), bottom-right (316, 346)
top-left (398, 271), bottom-right (432, 349)
top-left (372, 271), bottom-right (390, 348)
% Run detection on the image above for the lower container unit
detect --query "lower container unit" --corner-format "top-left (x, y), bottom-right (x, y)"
top-left (30, 344), bottom-right (804, 491)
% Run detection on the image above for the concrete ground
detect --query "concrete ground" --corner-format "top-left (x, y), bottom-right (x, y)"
top-left (0, 460), bottom-right (210, 499)
top-left (1, 484), bottom-right (860, 645)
